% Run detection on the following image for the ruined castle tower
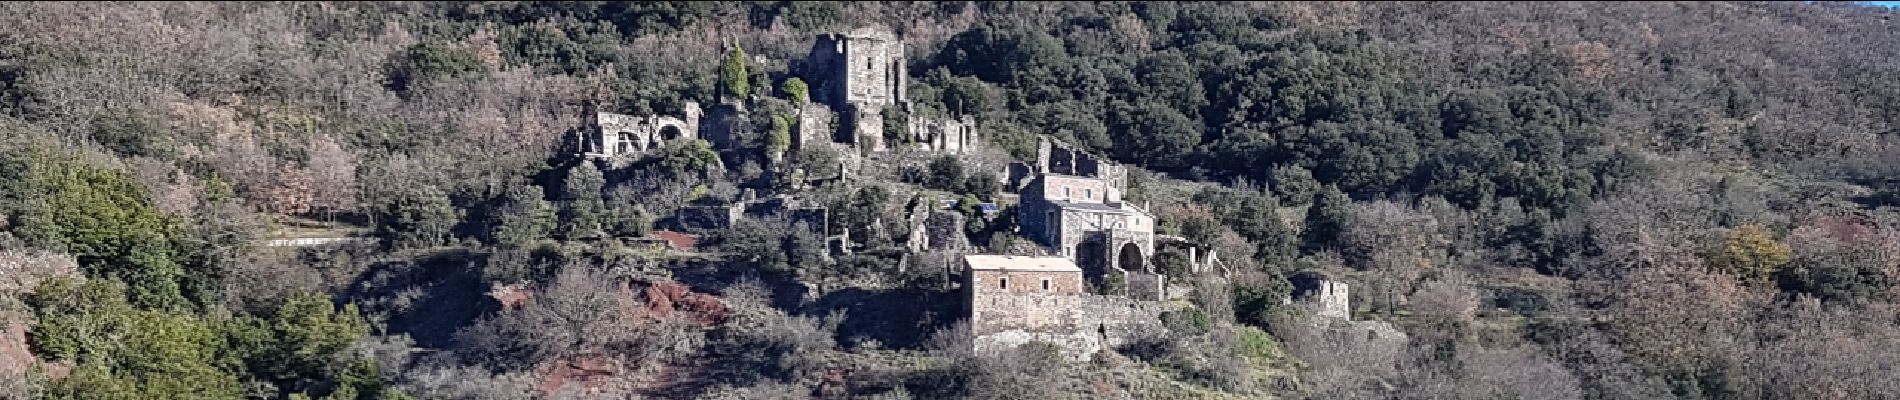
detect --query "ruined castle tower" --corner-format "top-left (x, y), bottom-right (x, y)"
top-left (803, 26), bottom-right (906, 150)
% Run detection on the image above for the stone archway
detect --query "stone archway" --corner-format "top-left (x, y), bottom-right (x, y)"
top-left (1117, 242), bottom-right (1144, 274)
top-left (659, 125), bottom-right (684, 141)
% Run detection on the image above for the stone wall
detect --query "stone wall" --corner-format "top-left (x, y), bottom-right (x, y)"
top-left (845, 104), bottom-right (885, 151)
top-left (677, 205), bottom-right (741, 230)
top-left (795, 103), bottom-right (835, 152)
top-left (585, 102), bottom-right (702, 158)
top-left (907, 115), bottom-right (979, 154)
top-left (1123, 270), bottom-right (1166, 301)
top-left (968, 269), bottom-right (1085, 295)
top-left (922, 210), bottom-right (970, 251)
top-left (1312, 280), bottom-right (1350, 320)
top-left (804, 27), bottom-right (905, 112)
top-left (967, 290), bottom-right (1169, 360)
top-left (1032, 174), bottom-right (1115, 204)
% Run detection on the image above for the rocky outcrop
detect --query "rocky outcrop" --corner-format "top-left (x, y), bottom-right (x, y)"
top-left (634, 280), bottom-right (728, 325)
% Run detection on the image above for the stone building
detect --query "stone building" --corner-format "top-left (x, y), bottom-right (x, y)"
top-left (961, 255), bottom-right (1167, 360)
top-left (1011, 137), bottom-right (1161, 298)
top-left (905, 114), bottom-right (980, 154)
top-left (580, 102), bottom-right (702, 159)
top-left (801, 26), bottom-right (906, 151)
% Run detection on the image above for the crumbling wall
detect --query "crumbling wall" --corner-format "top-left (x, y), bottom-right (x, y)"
top-left (1314, 280), bottom-right (1350, 320)
top-left (845, 105), bottom-right (885, 151)
top-left (586, 102), bottom-right (704, 158)
top-left (923, 211), bottom-right (970, 251)
top-left (677, 205), bottom-right (741, 230)
top-left (1123, 270), bottom-right (1166, 301)
top-left (969, 291), bottom-right (1169, 360)
top-left (907, 115), bottom-right (979, 154)
top-left (795, 103), bottom-right (835, 152)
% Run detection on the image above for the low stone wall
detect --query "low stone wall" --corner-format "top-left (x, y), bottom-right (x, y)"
top-left (969, 291), bottom-right (1169, 360)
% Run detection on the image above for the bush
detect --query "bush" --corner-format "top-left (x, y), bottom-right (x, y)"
top-left (782, 77), bottom-right (809, 104)
top-left (1161, 308), bottom-right (1213, 336)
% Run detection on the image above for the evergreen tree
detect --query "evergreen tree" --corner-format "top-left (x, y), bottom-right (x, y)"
top-left (379, 184), bottom-right (458, 248)
top-left (721, 43), bottom-right (750, 100)
top-left (1303, 185), bottom-right (1352, 251)
top-left (488, 184), bottom-right (555, 247)
top-left (559, 162), bottom-right (606, 238)
top-left (768, 114), bottom-right (793, 159)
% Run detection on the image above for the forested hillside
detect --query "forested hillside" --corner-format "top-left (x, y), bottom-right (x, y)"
top-left (5, 2), bottom-right (1900, 399)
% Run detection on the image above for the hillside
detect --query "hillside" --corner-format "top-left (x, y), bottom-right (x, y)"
top-left (5, 2), bottom-right (1900, 399)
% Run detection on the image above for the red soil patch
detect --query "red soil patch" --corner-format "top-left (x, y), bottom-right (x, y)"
top-left (651, 230), bottom-right (699, 252)
top-left (633, 280), bottom-right (728, 325)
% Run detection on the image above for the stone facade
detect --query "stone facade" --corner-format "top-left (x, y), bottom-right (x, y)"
top-left (907, 114), bottom-right (980, 154)
top-left (1288, 277), bottom-right (1408, 346)
top-left (961, 255), bottom-right (1167, 360)
top-left (794, 103), bottom-right (836, 152)
top-left (806, 27), bottom-right (906, 111)
top-left (1013, 137), bottom-right (1158, 291)
top-left (964, 255), bottom-right (1087, 295)
top-left (581, 102), bottom-right (702, 159)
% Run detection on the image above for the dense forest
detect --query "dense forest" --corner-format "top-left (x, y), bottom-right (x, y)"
top-left (5, 1), bottom-right (1900, 399)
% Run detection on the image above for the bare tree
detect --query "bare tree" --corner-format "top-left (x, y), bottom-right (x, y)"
top-left (306, 135), bottom-right (361, 220)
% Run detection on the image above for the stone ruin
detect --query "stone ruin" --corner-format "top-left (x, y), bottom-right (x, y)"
top-left (794, 26), bottom-right (985, 156)
top-left (953, 137), bottom-right (1199, 360)
top-left (961, 255), bottom-right (1168, 360)
top-left (573, 25), bottom-right (984, 183)
top-left (1288, 273), bottom-right (1407, 344)
top-left (579, 102), bottom-right (703, 159)
top-left (1010, 136), bottom-right (1163, 299)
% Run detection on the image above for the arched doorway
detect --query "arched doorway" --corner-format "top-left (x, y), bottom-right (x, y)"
top-left (1117, 242), bottom-right (1144, 274)
top-left (659, 125), bottom-right (684, 141)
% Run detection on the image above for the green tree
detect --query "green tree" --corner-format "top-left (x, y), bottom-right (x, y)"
top-left (380, 184), bottom-right (459, 248)
top-left (387, 41), bottom-right (490, 94)
top-left (659, 139), bottom-right (722, 178)
top-left (768, 114), bottom-right (793, 159)
top-left (9, 155), bottom-right (189, 309)
top-left (227, 291), bottom-right (375, 398)
top-left (489, 184), bottom-right (556, 247)
top-left (559, 162), bottom-right (607, 238)
top-left (782, 77), bottom-right (809, 104)
top-left (1303, 185), bottom-right (1351, 251)
top-left (925, 155), bottom-right (965, 191)
top-left (1270, 165), bottom-right (1321, 207)
top-left (1709, 224), bottom-right (1792, 285)
top-left (27, 279), bottom-right (244, 399)
top-left (1230, 194), bottom-right (1296, 265)
top-left (721, 43), bottom-right (750, 100)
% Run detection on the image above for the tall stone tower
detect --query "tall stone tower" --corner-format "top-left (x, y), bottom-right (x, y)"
top-left (804, 26), bottom-right (907, 149)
